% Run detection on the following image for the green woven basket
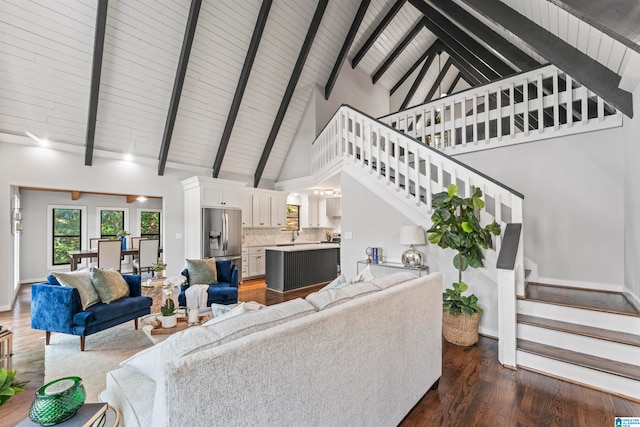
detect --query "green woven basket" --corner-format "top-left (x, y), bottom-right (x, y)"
top-left (29, 376), bottom-right (86, 426)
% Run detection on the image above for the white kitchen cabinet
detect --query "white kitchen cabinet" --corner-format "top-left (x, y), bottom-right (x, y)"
top-left (270, 194), bottom-right (287, 228)
top-left (252, 194), bottom-right (271, 227)
top-left (326, 197), bottom-right (341, 217)
top-left (302, 196), bottom-right (329, 228)
top-left (241, 192), bottom-right (253, 227)
top-left (247, 246), bottom-right (266, 277)
top-left (241, 248), bottom-right (248, 282)
top-left (201, 186), bottom-right (241, 208)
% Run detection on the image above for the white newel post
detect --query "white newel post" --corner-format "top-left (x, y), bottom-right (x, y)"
top-left (498, 267), bottom-right (518, 369)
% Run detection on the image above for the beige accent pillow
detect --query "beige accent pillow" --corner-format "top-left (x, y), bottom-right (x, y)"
top-left (305, 282), bottom-right (380, 311)
top-left (186, 258), bottom-right (217, 284)
top-left (52, 271), bottom-right (100, 310)
top-left (370, 272), bottom-right (417, 290)
top-left (91, 268), bottom-right (130, 304)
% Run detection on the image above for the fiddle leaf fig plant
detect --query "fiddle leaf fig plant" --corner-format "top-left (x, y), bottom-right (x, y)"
top-left (427, 184), bottom-right (501, 317)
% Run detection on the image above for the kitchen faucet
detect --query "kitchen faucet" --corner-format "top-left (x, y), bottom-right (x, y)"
top-left (291, 230), bottom-right (298, 242)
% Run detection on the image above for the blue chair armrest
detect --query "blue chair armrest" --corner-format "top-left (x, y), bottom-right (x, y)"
top-left (31, 283), bottom-right (80, 334)
top-left (230, 265), bottom-right (238, 288)
top-left (122, 274), bottom-right (142, 297)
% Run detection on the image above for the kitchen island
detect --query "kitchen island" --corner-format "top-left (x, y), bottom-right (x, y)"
top-left (265, 243), bottom-right (340, 292)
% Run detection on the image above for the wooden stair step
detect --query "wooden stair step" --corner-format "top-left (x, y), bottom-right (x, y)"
top-left (517, 339), bottom-right (640, 382)
top-left (518, 314), bottom-right (640, 347)
top-left (524, 283), bottom-right (640, 317)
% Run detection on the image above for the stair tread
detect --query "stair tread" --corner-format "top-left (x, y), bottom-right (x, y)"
top-left (525, 283), bottom-right (640, 317)
top-left (518, 314), bottom-right (640, 347)
top-left (517, 339), bottom-right (640, 382)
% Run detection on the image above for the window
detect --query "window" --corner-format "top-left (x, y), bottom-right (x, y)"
top-left (140, 211), bottom-right (160, 240)
top-left (52, 208), bottom-right (82, 265)
top-left (281, 204), bottom-right (300, 231)
top-left (99, 209), bottom-right (125, 238)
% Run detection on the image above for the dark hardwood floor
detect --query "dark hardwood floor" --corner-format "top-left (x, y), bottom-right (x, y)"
top-left (1, 279), bottom-right (638, 426)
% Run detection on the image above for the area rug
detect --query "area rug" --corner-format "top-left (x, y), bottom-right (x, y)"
top-left (44, 324), bottom-right (153, 402)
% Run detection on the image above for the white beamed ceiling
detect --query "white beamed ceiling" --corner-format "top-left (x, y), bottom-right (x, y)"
top-left (0, 0), bottom-right (634, 185)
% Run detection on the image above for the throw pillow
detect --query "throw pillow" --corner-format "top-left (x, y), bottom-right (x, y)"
top-left (120, 343), bottom-right (162, 381)
top-left (370, 272), bottom-right (417, 290)
top-left (305, 282), bottom-right (379, 311)
top-left (186, 258), bottom-right (217, 284)
top-left (319, 274), bottom-right (350, 291)
top-left (91, 268), bottom-right (130, 304)
top-left (352, 265), bottom-right (375, 283)
top-left (203, 302), bottom-right (246, 326)
top-left (52, 271), bottom-right (100, 310)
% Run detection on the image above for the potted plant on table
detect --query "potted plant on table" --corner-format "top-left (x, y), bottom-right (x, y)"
top-left (152, 261), bottom-right (167, 279)
top-left (160, 298), bottom-right (177, 328)
top-left (427, 184), bottom-right (501, 346)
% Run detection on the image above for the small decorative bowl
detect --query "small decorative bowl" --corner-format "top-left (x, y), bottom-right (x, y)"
top-left (29, 376), bottom-right (86, 426)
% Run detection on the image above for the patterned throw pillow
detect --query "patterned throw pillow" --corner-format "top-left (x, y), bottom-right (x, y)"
top-left (91, 268), bottom-right (130, 304)
top-left (52, 271), bottom-right (100, 310)
top-left (186, 258), bottom-right (217, 284)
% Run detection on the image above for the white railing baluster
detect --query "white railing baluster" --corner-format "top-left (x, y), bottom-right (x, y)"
top-left (425, 153), bottom-right (432, 210)
top-left (472, 94), bottom-right (478, 144)
top-left (582, 86), bottom-right (588, 125)
top-left (450, 99), bottom-right (456, 148)
top-left (462, 96), bottom-right (467, 147)
top-left (567, 75), bottom-right (573, 128)
top-left (484, 90), bottom-right (490, 143)
top-left (537, 74), bottom-right (543, 134)
top-left (598, 96), bottom-right (604, 121)
top-left (509, 83), bottom-right (515, 138)
top-left (523, 79), bottom-right (529, 136)
top-left (497, 86), bottom-right (503, 141)
top-left (553, 69), bottom-right (559, 130)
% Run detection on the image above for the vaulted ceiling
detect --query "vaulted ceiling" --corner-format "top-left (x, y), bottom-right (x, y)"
top-left (1, 0), bottom-right (638, 187)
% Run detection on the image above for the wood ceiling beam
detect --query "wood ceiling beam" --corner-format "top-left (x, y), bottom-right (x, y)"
top-left (212, 0), bottom-right (272, 178)
top-left (411, 0), bottom-right (511, 80)
top-left (253, 0), bottom-right (329, 187)
top-left (71, 191), bottom-right (80, 201)
top-left (400, 47), bottom-right (440, 110)
top-left (427, 0), bottom-right (539, 72)
top-left (390, 39), bottom-right (443, 96)
top-left (446, 72), bottom-right (463, 95)
top-left (351, 0), bottom-right (407, 68)
top-left (424, 57), bottom-right (453, 103)
top-left (447, 53), bottom-right (486, 86)
top-left (372, 17), bottom-right (425, 84)
top-left (460, 0), bottom-right (633, 117)
top-left (325, 0), bottom-right (371, 100)
top-left (84, 0), bottom-right (108, 167)
top-left (157, 0), bottom-right (202, 176)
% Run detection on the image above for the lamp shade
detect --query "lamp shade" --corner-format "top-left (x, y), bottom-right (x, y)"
top-left (399, 225), bottom-right (425, 245)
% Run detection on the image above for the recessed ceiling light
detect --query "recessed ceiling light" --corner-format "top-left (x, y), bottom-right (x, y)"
top-left (123, 153), bottom-right (133, 162)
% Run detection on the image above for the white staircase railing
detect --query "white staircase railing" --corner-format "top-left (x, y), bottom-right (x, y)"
top-left (380, 64), bottom-right (622, 156)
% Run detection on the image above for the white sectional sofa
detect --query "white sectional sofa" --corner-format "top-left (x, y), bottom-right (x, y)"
top-left (99, 272), bottom-right (443, 426)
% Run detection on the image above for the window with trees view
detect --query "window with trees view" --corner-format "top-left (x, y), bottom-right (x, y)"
top-left (52, 208), bottom-right (82, 265)
top-left (140, 211), bottom-right (160, 240)
top-left (281, 204), bottom-right (300, 231)
top-left (100, 210), bottom-right (125, 238)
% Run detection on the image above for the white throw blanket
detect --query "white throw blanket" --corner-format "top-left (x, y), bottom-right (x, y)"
top-left (184, 284), bottom-right (208, 311)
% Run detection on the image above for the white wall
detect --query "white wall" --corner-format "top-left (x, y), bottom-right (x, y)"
top-left (19, 190), bottom-right (162, 283)
top-left (457, 126), bottom-right (625, 287)
top-left (341, 171), bottom-right (499, 337)
top-left (0, 142), bottom-right (191, 310)
top-left (623, 86), bottom-right (640, 303)
top-left (278, 62), bottom-right (390, 183)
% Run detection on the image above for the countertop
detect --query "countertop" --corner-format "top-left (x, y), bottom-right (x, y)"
top-left (243, 241), bottom-right (322, 248)
top-left (264, 243), bottom-right (340, 252)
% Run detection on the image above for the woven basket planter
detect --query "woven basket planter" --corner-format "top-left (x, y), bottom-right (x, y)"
top-left (442, 310), bottom-right (481, 346)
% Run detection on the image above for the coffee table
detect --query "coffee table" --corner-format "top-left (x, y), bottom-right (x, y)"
top-left (141, 314), bottom-right (211, 344)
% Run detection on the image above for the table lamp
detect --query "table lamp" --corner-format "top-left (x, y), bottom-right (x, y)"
top-left (399, 225), bottom-right (425, 268)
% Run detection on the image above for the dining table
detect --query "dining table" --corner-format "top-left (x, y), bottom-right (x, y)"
top-left (67, 247), bottom-right (162, 271)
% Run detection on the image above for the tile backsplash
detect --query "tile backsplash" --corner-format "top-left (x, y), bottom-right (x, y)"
top-left (243, 227), bottom-right (335, 246)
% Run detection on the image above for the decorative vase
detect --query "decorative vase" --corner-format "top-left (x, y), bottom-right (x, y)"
top-left (442, 310), bottom-right (480, 346)
top-left (120, 237), bottom-right (126, 250)
top-left (161, 314), bottom-right (177, 328)
top-left (156, 270), bottom-right (165, 279)
top-left (29, 377), bottom-right (86, 426)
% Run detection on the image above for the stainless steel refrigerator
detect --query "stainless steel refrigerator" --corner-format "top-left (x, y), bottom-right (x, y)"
top-left (202, 208), bottom-right (242, 272)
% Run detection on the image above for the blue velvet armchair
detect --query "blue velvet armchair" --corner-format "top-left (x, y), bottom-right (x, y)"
top-left (31, 274), bottom-right (152, 351)
top-left (178, 259), bottom-right (239, 307)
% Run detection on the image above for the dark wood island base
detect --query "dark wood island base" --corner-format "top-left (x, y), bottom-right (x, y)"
top-left (265, 244), bottom-right (340, 292)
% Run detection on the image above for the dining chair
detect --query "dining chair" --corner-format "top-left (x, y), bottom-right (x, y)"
top-left (133, 239), bottom-right (159, 275)
top-left (131, 237), bottom-right (147, 250)
top-left (96, 239), bottom-right (123, 271)
top-left (87, 238), bottom-right (107, 267)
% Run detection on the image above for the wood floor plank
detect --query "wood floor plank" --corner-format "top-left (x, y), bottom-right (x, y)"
top-left (525, 283), bottom-right (640, 316)
top-left (518, 314), bottom-right (640, 347)
top-left (518, 339), bottom-right (640, 381)
top-left (1, 282), bottom-right (640, 426)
